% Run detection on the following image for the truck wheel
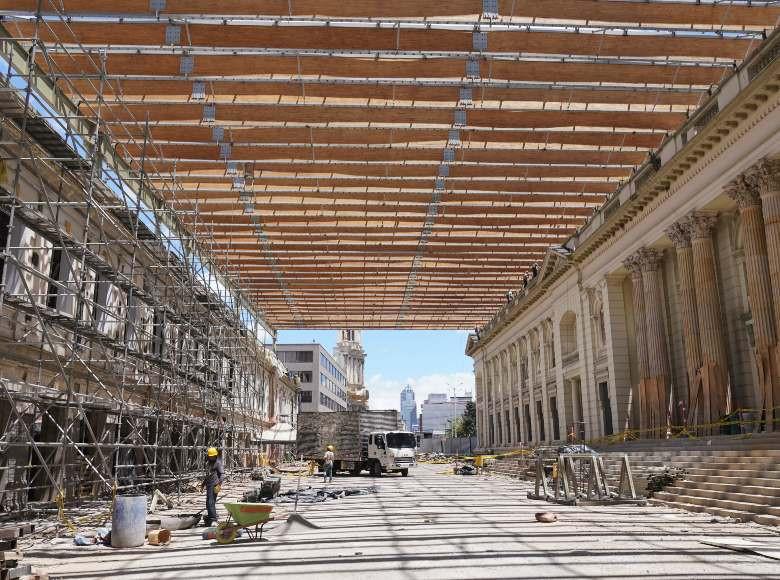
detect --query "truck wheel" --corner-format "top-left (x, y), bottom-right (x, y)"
top-left (401, 469), bottom-right (409, 477)
top-left (371, 460), bottom-right (382, 477)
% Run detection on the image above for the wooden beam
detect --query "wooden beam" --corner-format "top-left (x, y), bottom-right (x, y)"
top-left (46, 53), bottom-right (726, 86)
top-left (6, 0), bottom-right (777, 26)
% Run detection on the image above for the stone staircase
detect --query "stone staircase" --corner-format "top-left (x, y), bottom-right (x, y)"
top-left (488, 433), bottom-right (780, 526)
top-left (600, 434), bottom-right (780, 526)
top-left (486, 455), bottom-right (536, 479)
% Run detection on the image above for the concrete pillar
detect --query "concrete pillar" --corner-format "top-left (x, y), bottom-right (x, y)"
top-left (665, 221), bottom-right (701, 422)
top-left (737, 165), bottom-right (780, 431)
top-left (689, 211), bottom-right (730, 429)
top-left (638, 248), bottom-right (670, 436)
top-left (622, 254), bottom-right (650, 432)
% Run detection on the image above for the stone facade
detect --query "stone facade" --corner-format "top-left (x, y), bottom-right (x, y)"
top-left (333, 329), bottom-right (368, 410)
top-left (466, 53), bottom-right (780, 449)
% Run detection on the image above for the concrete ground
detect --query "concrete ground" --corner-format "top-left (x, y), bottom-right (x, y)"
top-left (21, 464), bottom-right (780, 579)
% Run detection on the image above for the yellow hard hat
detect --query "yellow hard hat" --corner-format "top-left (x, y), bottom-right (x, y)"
top-left (326, 445), bottom-right (334, 451)
top-left (207, 447), bottom-right (218, 457)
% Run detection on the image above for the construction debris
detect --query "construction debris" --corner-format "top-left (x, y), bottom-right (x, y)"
top-left (276, 486), bottom-right (377, 504)
top-left (147, 514), bottom-right (201, 531)
top-left (147, 529), bottom-right (171, 546)
top-left (453, 463), bottom-right (478, 475)
top-left (645, 466), bottom-right (687, 496)
top-left (149, 490), bottom-right (175, 513)
top-left (242, 477), bottom-right (282, 502)
top-left (417, 453), bottom-right (462, 464)
top-left (73, 528), bottom-right (110, 547)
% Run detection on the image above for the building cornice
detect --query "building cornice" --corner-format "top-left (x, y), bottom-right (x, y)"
top-left (467, 30), bottom-right (780, 357)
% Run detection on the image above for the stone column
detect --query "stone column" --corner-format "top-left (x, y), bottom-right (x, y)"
top-left (509, 342), bottom-right (519, 445)
top-left (665, 221), bottom-right (701, 423)
top-left (689, 211), bottom-right (730, 429)
top-left (638, 248), bottom-right (670, 436)
top-left (478, 358), bottom-right (489, 448)
top-left (751, 158), bottom-right (780, 331)
top-left (743, 160), bottom-right (780, 431)
top-left (623, 253), bottom-right (649, 433)
top-left (499, 350), bottom-right (509, 446)
top-left (518, 338), bottom-right (528, 444)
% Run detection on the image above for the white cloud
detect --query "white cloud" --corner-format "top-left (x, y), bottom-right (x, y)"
top-left (366, 371), bottom-right (475, 412)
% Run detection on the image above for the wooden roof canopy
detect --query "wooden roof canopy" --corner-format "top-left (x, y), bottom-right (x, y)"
top-left (3, 1), bottom-right (778, 328)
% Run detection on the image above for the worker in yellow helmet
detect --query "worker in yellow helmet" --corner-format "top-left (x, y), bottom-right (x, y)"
top-left (323, 445), bottom-right (335, 484)
top-left (202, 447), bottom-right (223, 526)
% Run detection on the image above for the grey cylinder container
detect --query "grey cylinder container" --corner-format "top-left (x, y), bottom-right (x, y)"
top-left (111, 494), bottom-right (147, 548)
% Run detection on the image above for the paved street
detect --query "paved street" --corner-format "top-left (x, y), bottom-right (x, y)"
top-left (24, 464), bottom-right (780, 579)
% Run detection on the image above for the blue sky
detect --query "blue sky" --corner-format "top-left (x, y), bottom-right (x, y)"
top-left (276, 329), bottom-right (475, 411)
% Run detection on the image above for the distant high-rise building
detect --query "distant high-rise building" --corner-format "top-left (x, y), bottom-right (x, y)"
top-left (421, 392), bottom-right (473, 434)
top-left (400, 385), bottom-right (418, 431)
top-left (333, 329), bottom-right (368, 410)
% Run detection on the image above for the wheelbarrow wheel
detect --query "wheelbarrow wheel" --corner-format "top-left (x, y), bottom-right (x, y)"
top-left (215, 522), bottom-right (239, 544)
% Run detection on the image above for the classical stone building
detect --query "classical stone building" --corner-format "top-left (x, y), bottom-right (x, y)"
top-left (466, 37), bottom-right (780, 450)
top-left (333, 329), bottom-right (369, 410)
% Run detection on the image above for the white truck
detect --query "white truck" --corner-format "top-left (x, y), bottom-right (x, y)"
top-left (296, 410), bottom-right (417, 477)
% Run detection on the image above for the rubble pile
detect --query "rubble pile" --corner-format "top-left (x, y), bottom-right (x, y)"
top-left (645, 466), bottom-right (687, 496)
top-left (417, 453), bottom-right (463, 464)
top-left (276, 486), bottom-right (378, 504)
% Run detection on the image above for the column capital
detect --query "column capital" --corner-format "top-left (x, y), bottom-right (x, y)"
top-left (724, 175), bottom-right (761, 210)
top-left (688, 211), bottom-right (719, 241)
top-left (638, 247), bottom-right (663, 272)
top-left (665, 221), bottom-right (692, 248)
top-left (622, 252), bottom-right (643, 277)
top-left (746, 157), bottom-right (780, 197)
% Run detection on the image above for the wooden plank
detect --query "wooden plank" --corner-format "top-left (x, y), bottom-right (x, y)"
top-left (5, 0), bottom-right (777, 26)
top-left (169, 190), bottom-right (607, 204)
top-left (113, 126), bottom-right (666, 148)
top-left (97, 102), bottom-right (685, 130)
top-left (121, 144), bottom-right (646, 165)
top-left (44, 53), bottom-right (726, 86)
top-left (74, 81), bottom-right (702, 108)
top-left (142, 162), bottom-right (630, 179)
top-left (26, 22), bottom-right (753, 60)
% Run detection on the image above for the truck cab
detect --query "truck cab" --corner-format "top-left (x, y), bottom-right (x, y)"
top-left (366, 431), bottom-right (417, 476)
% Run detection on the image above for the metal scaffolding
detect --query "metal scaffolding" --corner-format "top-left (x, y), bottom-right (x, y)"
top-left (0, 13), bottom-right (295, 520)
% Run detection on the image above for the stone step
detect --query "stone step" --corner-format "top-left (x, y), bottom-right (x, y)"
top-left (683, 473), bottom-right (780, 488)
top-left (647, 498), bottom-right (780, 526)
top-left (662, 485), bottom-right (780, 505)
top-left (684, 466), bottom-right (780, 478)
top-left (653, 491), bottom-right (780, 517)
top-left (598, 440), bottom-right (780, 453)
top-left (603, 459), bottom-right (778, 470)
top-left (676, 480), bottom-right (780, 495)
top-left (601, 450), bottom-right (780, 459)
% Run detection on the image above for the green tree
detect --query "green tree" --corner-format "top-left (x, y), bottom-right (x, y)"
top-left (452, 401), bottom-right (477, 438)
